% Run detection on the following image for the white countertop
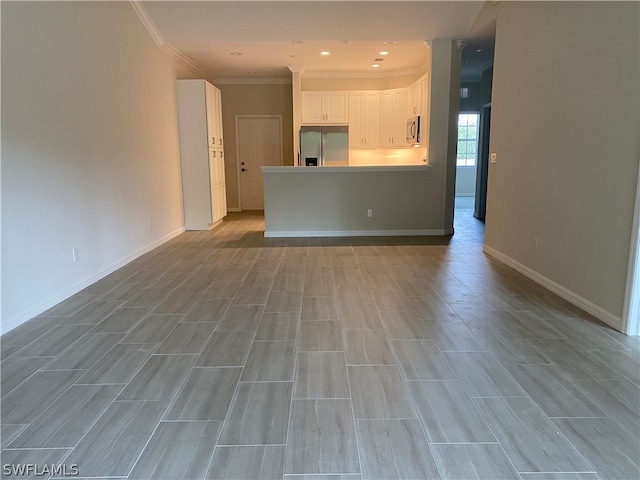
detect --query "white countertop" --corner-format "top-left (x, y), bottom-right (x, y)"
top-left (261, 165), bottom-right (431, 173)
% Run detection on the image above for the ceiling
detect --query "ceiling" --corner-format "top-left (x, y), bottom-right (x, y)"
top-left (140, 1), bottom-right (494, 80)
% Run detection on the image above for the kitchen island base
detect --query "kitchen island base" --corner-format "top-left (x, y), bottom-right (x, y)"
top-left (262, 166), bottom-right (451, 238)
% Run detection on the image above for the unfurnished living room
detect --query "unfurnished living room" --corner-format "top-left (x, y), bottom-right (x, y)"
top-left (2, 2), bottom-right (639, 480)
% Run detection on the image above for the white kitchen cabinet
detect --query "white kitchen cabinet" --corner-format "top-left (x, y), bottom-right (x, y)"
top-left (177, 79), bottom-right (227, 230)
top-left (406, 77), bottom-right (424, 117)
top-left (206, 82), bottom-right (223, 148)
top-left (349, 91), bottom-right (379, 147)
top-left (301, 91), bottom-right (348, 124)
top-left (379, 88), bottom-right (407, 146)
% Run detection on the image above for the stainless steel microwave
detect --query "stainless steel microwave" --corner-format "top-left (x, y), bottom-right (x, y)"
top-left (406, 115), bottom-right (421, 144)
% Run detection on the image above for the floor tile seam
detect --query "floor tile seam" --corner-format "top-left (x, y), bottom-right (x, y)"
top-left (154, 321), bottom-right (218, 356)
top-left (13, 388), bottom-right (135, 470)
top-left (427, 441), bottom-right (502, 445)
top-left (516, 470), bottom-right (601, 474)
top-left (547, 416), bottom-right (616, 420)
top-left (206, 328), bottom-right (256, 473)
top-left (0, 358), bottom-right (57, 398)
top-left (282, 315), bottom-right (302, 474)
top-left (474, 398), bottom-right (600, 476)
top-left (123, 366), bottom-right (204, 479)
top-left (213, 443), bottom-right (288, 447)
top-left (239, 380), bottom-right (295, 384)
top-left (6, 382), bottom-right (128, 451)
top-left (341, 348), bottom-right (365, 478)
top-left (2, 369), bottom-right (88, 426)
top-left (116, 352), bottom-right (198, 404)
top-left (0, 446), bottom-right (72, 451)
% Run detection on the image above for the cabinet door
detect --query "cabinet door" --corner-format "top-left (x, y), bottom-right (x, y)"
top-left (379, 91), bottom-right (394, 146)
top-left (207, 84), bottom-right (224, 147)
top-left (414, 77), bottom-right (423, 116)
top-left (205, 83), bottom-right (217, 147)
top-left (213, 88), bottom-right (224, 146)
top-left (209, 149), bottom-right (227, 223)
top-left (301, 92), bottom-right (325, 124)
top-left (363, 92), bottom-right (380, 147)
top-left (348, 92), bottom-right (364, 146)
top-left (406, 84), bottom-right (416, 117)
top-left (379, 89), bottom-right (407, 146)
top-left (325, 92), bottom-right (349, 124)
top-left (393, 89), bottom-right (408, 146)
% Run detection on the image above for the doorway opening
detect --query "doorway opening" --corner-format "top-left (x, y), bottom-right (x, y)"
top-left (455, 112), bottom-right (480, 211)
top-left (623, 169), bottom-right (640, 335)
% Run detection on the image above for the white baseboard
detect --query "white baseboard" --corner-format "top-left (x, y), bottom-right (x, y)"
top-left (483, 245), bottom-right (623, 332)
top-left (264, 229), bottom-right (447, 238)
top-left (1, 226), bottom-right (186, 335)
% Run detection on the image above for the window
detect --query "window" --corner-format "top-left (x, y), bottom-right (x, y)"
top-left (457, 113), bottom-right (480, 167)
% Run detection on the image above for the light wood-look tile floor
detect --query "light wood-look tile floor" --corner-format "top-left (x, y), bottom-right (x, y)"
top-left (2, 208), bottom-right (639, 480)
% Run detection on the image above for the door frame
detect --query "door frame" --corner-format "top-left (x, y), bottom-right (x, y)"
top-left (234, 115), bottom-right (283, 211)
top-left (623, 161), bottom-right (640, 336)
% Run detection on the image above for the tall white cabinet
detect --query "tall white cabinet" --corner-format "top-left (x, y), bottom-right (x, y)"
top-left (176, 80), bottom-right (227, 230)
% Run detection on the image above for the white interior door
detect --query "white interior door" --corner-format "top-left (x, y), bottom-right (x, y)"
top-left (237, 116), bottom-right (282, 210)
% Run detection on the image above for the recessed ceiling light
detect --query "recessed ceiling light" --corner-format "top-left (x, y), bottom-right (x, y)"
top-left (292, 41), bottom-right (303, 44)
top-left (339, 41), bottom-right (351, 45)
top-left (371, 63), bottom-right (380, 68)
top-left (320, 51), bottom-right (330, 56)
top-left (379, 51), bottom-right (389, 55)
top-left (229, 52), bottom-right (243, 56)
top-left (384, 41), bottom-right (396, 45)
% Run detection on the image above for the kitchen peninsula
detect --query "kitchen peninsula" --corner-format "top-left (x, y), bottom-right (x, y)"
top-left (262, 165), bottom-right (449, 238)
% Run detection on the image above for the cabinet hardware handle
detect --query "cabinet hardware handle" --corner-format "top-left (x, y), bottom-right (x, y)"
top-left (242, 168), bottom-right (246, 172)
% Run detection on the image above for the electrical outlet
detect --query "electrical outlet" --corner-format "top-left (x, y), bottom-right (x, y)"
top-left (533, 237), bottom-right (538, 252)
top-left (367, 209), bottom-right (373, 217)
top-left (72, 248), bottom-right (79, 262)
top-left (490, 153), bottom-right (497, 164)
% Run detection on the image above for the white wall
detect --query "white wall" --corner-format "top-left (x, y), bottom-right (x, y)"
top-left (427, 40), bottom-right (462, 235)
top-left (485, 1), bottom-right (640, 329)
top-left (1, 2), bottom-right (187, 332)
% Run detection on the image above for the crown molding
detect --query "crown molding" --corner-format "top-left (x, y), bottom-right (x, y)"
top-left (161, 43), bottom-right (211, 79)
top-left (302, 65), bottom-right (428, 79)
top-left (129, 0), bottom-right (164, 48)
top-left (213, 77), bottom-right (292, 85)
top-left (129, 1), bottom-right (212, 80)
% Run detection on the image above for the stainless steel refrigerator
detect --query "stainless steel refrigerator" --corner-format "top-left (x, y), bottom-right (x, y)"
top-left (299, 126), bottom-right (349, 167)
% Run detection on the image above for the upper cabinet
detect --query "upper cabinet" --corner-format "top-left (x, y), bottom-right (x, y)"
top-left (205, 82), bottom-right (223, 148)
top-left (300, 72), bottom-right (430, 149)
top-left (379, 88), bottom-right (407, 147)
top-left (349, 92), bottom-right (380, 147)
top-left (301, 91), bottom-right (349, 124)
top-left (406, 77), bottom-right (424, 117)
